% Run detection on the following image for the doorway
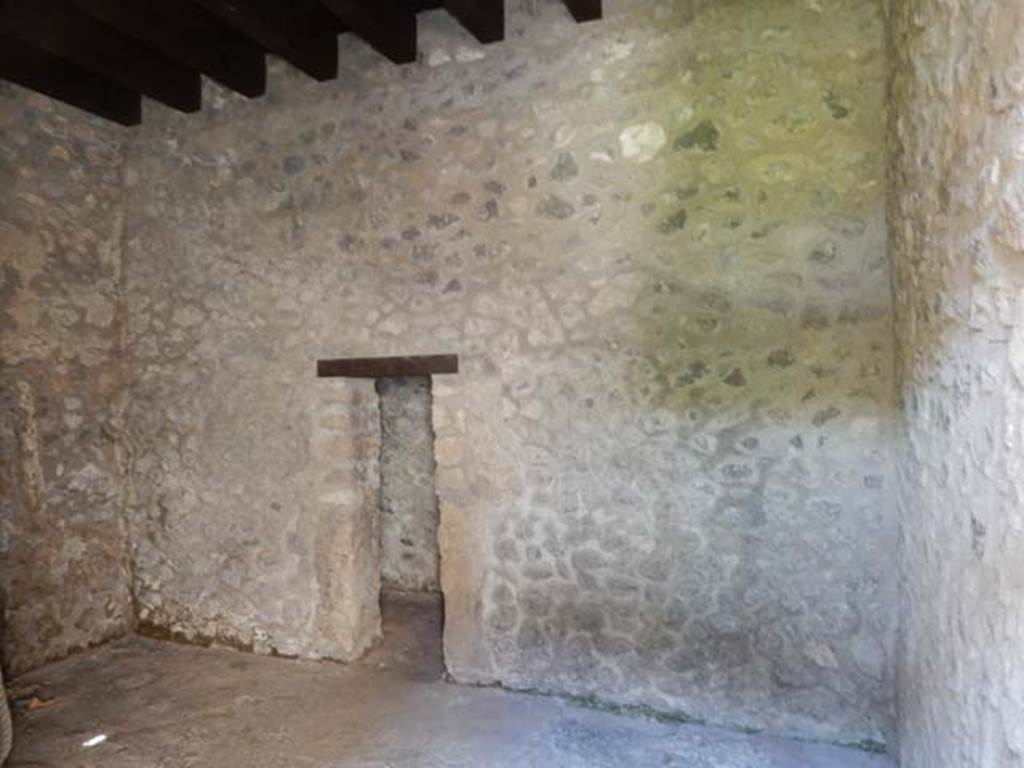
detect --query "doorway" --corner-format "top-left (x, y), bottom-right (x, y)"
top-left (374, 376), bottom-right (443, 677)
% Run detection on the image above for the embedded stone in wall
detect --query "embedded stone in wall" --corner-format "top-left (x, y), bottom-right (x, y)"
top-left (377, 376), bottom-right (440, 593)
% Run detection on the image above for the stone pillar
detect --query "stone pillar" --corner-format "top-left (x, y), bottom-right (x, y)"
top-left (309, 378), bottom-right (382, 660)
top-left (887, 2), bottom-right (1024, 765)
top-left (433, 373), bottom-right (508, 684)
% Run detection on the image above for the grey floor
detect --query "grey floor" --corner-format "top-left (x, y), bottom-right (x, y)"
top-left (9, 593), bottom-right (894, 767)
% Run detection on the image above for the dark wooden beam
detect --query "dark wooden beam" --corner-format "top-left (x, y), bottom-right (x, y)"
top-left (562, 0), bottom-right (602, 23)
top-left (318, 0), bottom-right (417, 65)
top-left (444, 0), bottom-right (503, 44)
top-left (0, 0), bottom-right (201, 112)
top-left (317, 355), bottom-right (459, 378)
top-left (192, 0), bottom-right (338, 81)
top-left (66, 0), bottom-right (266, 97)
top-left (0, 33), bottom-right (141, 125)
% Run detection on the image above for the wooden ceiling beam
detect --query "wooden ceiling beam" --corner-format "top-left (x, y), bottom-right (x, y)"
top-left (192, 0), bottom-right (339, 81)
top-left (66, 0), bottom-right (266, 98)
top-left (0, 33), bottom-right (141, 125)
top-left (0, 0), bottom-right (201, 113)
top-left (443, 0), bottom-right (504, 44)
top-left (318, 0), bottom-right (418, 65)
top-left (0, 0), bottom-right (606, 126)
top-left (562, 0), bottom-right (602, 23)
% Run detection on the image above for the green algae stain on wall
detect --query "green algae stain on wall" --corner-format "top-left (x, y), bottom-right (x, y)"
top-left (622, 0), bottom-right (891, 427)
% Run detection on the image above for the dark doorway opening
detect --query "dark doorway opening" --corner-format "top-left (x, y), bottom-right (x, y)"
top-left (374, 376), bottom-right (443, 676)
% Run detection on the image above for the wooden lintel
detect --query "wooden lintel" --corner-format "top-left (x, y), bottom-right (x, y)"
top-left (317, 354), bottom-right (459, 378)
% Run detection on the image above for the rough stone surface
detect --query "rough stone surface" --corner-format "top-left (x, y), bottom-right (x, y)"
top-left (119, 0), bottom-right (897, 744)
top-left (887, 1), bottom-right (1024, 766)
top-left (0, 84), bottom-right (134, 674)
top-left (377, 376), bottom-right (440, 592)
top-left (130, 367), bottom-right (382, 661)
top-left (7, 595), bottom-right (894, 768)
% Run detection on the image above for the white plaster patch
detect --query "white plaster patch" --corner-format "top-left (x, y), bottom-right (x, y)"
top-left (604, 39), bottom-right (635, 63)
top-left (619, 123), bottom-right (667, 163)
top-left (426, 48), bottom-right (452, 67)
top-left (588, 273), bottom-right (642, 315)
top-left (805, 640), bottom-right (840, 669)
top-left (455, 46), bottom-right (485, 63)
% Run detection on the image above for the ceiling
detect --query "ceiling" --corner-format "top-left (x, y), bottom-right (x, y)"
top-left (0, 0), bottom-right (602, 126)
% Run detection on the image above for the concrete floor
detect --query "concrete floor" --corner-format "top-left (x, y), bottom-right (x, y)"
top-left (9, 593), bottom-right (894, 768)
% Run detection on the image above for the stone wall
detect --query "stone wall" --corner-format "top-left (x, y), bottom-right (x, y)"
top-left (887, 1), bottom-right (1024, 766)
top-left (127, 347), bottom-right (382, 661)
top-left (122, 0), bottom-right (896, 744)
top-left (0, 85), bottom-right (134, 674)
top-left (377, 376), bottom-right (440, 593)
